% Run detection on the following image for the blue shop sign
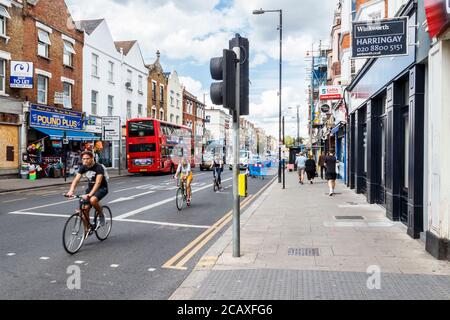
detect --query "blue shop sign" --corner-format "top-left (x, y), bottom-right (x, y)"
top-left (30, 104), bottom-right (83, 130)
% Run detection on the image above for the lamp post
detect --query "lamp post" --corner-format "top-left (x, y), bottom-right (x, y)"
top-left (289, 105), bottom-right (300, 146)
top-left (253, 8), bottom-right (282, 184)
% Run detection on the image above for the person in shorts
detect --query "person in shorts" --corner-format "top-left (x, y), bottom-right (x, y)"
top-left (324, 151), bottom-right (339, 196)
top-left (66, 151), bottom-right (108, 229)
top-left (295, 152), bottom-right (307, 184)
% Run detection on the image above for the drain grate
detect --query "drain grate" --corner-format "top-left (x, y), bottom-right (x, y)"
top-left (334, 216), bottom-right (365, 220)
top-left (288, 248), bottom-right (319, 256)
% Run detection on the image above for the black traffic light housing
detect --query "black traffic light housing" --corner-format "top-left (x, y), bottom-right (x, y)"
top-left (229, 34), bottom-right (249, 116)
top-left (210, 49), bottom-right (236, 111)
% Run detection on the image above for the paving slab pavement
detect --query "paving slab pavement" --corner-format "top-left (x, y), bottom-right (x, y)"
top-left (170, 170), bottom-right (450, 300)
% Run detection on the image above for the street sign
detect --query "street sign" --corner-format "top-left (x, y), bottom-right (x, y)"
top-left (10, 61), bottom-right (33, 89)
top-left (319, 86), bottom-right (342, 100)
top-left (352, 17), bottom-right (408, 59)
top-left (102, 116), bottom-right (120, 141)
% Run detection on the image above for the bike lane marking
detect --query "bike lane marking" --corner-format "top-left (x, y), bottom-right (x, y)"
top-left (114, 177), bottom-right (232, 220)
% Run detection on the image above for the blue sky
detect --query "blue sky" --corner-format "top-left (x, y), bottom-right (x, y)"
top-left (66, 0), bottom-right (337, 138)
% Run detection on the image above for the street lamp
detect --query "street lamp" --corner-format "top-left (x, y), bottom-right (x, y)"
top-left (252, 8), bottom-right (283, 184)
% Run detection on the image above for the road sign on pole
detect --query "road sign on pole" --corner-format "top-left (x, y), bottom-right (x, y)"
top-left (102, 116), bottom-right (120, 141)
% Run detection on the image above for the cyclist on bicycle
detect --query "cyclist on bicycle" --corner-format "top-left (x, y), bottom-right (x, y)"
top-left (210, 155), bottom-right (223, 188)
top-left (174, 157), bottom-right (193, 205)
top-left (66, 151), bottom-right (108, 231)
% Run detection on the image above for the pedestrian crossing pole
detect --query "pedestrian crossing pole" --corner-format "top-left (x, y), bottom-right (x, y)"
top-left (232, 46), bottom-right (241, 258)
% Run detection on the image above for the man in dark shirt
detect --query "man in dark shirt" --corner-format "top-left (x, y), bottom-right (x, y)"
top-left (66, 151), bottom-right (108, 228)
top-left (324, 151), bottom-right (339, 196)
top-left (318, 152), bottom-right (326, 179)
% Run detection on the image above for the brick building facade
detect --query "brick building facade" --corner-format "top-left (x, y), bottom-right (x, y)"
top-left (146, 50), bottom-right (167, 121)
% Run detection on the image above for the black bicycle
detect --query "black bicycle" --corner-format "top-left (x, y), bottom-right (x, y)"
top-left (62, 195), bottom-right (112, 254)
top-left (175, 177), bottom-right (190, 211)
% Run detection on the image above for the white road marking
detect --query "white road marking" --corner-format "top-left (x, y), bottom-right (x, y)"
top-left (148, 268), bottom-right (156, 272)
top-left (50, 280), bottom-right (57, 283)
top-left (2, 198), bottom-right (27, 203)
top-left (114, 177), bottom-right (232, 220)
top-left (9, 211), bottom-right (71, 218)
top-left (113, 184), bottom-right (154, 193)
top-left (6, 253), bottom-right (16, 256)
top-left (13, 198), bottom-right (76, 212)
top-left (110, 264), bottom-right (119, 268)
top-left (74, 261), bottom-right (85, 264)
top-left (40, 257), bottom-right (50, 260)
top-left (108, 190), bottom-right (155, 204)
top-left (114, 218), bottom-right (211, 229)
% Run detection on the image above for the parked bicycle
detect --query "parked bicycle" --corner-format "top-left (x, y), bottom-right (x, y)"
top-left (62, 194), bottom-right (112, 254)
top-left (175, 176), bottom-right (190, 211)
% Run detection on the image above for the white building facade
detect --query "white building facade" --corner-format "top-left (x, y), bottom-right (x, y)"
top-left (166, 70), bottom-right (183, 125)
top-left (78, 19), bottom-right (148, 168)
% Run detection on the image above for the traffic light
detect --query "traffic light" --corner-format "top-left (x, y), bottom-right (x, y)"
top-left (210, 49), bottom-right (236, 111)
top-left (229, 34), bottom-right (249, 116)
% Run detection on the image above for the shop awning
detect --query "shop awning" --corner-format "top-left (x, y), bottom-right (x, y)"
top-left (331, 121), bottom-right (346, 135)
top-left (34, 127), bottom-right (100, 141)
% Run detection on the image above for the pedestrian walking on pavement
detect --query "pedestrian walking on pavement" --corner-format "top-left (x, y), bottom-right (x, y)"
top-left (324, 151), bottom-right (339, 196)
top-left (305, 153), bottom-right (316, 184)
top-left (318, 152), bottom-right (326, 180)
top-left (295, 152), bottom-right (307, 184)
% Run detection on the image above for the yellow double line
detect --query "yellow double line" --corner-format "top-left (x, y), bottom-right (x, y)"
top-left (162, 176), bottom-right (276, 270)
top-left (162, 195), bottom-right (255, 270)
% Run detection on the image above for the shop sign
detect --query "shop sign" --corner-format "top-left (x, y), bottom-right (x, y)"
top-left (10, 61), bottom-right (33, 89)
top-left (319, 86), bottom-right (343, 100)
top-left (30, 104), bottom-right (83, 130)
top-left (102, 116), bottom-right (120, 141)
top-left (84, 116), bottom-right (102, 134)
top-left (54, 92), bottom-right (65, 105)
top-left (352, 17), bottom-right (408, 58)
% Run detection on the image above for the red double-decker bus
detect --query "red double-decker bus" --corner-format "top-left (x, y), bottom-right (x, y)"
top-left (126, 118), bottom-right (193, 174)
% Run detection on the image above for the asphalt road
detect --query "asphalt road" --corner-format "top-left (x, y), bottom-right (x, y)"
top-left (0, 167), bottom-right (275, 299)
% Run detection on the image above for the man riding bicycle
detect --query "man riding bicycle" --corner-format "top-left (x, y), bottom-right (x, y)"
top-left (174, 157), bottom-right (193, 205)
top-left (210, 155), bottom-right (223, 188)
top-left (66, 151), bottom-right (108, 233)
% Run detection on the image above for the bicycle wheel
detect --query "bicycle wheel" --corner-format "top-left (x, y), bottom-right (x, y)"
top-left (95, 206), bottom-right (112, 241)
top-left (62, 213), bottom-right (85, 254)
top-left (176, 188), bottom-right (184, 211)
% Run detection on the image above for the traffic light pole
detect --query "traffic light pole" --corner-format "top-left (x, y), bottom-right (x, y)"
top-left (232, 46), bottom-right (241, 258)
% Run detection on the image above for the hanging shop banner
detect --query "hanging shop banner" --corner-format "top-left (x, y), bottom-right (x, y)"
top-left (30, 104), bottom-right (83, 130)
top-left (352, 17), bottom-right (408, 58)
top-left (424, 0), bottom-right (450, 38)
top-left (319, 86), bottom-right (343, 100)
top-left (10, 61), bottom-right (34, 89)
